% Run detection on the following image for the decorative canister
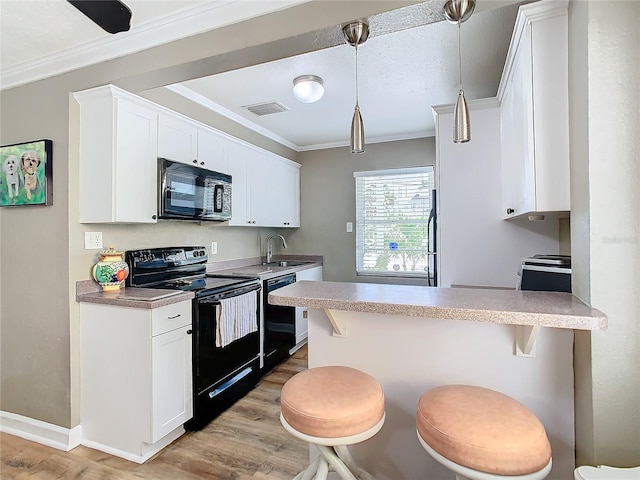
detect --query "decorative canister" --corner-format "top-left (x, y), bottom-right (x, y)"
top-left (92, 246), bottom-right (129, 292)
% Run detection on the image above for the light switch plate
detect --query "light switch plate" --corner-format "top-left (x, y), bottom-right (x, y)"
top-left (211, 242), bottom-right (218, 255)
top-left (85, 232), bottom-right (103, 250)
top-left (346, 222), bottom-right (353, 233)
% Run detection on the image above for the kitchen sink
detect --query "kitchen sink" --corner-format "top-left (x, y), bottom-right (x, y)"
top-left (262, 260), bottom-right (312, 267)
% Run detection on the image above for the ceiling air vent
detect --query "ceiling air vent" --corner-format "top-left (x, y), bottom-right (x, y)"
top-left (243, 101), bottom-right (289, 116)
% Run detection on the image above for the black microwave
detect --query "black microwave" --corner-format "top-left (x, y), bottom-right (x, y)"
top-left (158, 158), bottom-right (232, 222)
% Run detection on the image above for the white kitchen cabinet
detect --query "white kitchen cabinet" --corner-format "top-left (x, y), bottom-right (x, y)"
top-left (247, 151), bottom-right (269, 225)
top-left (80, 300), bottom-right (193, 463)
top-left (75, 85), bottom-right (159, 224)
top-left (498, 1), bottom-right (569, 219)
top-left (158, 112), bottom-right (230, 174)
top-left (197, 127), bottom-right (229, 174)
top-left (229, 144), bottom-right (300, 227)
top-left (266, 157), bottom-right (300, 227)
top-left (157, 113), bottom-right (198, 165)
top-left (294, 266), bottom-right (323, 345)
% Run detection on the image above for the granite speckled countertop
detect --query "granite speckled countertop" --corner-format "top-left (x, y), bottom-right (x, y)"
top-left (207, 256), bottom-right (322, 280)
top-left (269, 281), bottom-right (607, 330)
top-left (76, 281), bottom-right (194, 309)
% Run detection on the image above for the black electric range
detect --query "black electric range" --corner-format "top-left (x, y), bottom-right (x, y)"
top-left (125, 246), bottom-right (262, 430)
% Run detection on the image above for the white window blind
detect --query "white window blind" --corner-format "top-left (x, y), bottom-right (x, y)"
top-left (354, 167), bottom-right (435, 277)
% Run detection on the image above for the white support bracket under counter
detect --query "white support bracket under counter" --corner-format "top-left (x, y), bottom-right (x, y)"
top-left (515, 325), bottom-right (542, 357)
top-left (325, 309), bottom-right (348, 337)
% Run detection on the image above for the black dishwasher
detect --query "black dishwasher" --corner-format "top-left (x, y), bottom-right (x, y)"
top-left (263, 273), bottom-right (296, 372)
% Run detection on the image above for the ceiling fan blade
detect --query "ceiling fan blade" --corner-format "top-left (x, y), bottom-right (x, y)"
top-left (67, 0), bottom-right (132, 34)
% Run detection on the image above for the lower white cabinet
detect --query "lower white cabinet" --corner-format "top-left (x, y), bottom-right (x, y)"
top-left (80, 300), bottom-right (193, 463)
top-left (294, 267), bottom-right (323, 344)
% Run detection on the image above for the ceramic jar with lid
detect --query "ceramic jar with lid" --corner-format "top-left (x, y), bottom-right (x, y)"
top-left (92, 246), bottom-right (129, 291)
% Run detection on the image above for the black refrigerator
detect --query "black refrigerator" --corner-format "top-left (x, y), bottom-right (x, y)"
top-left (427, 189), bottom-right (438, 286)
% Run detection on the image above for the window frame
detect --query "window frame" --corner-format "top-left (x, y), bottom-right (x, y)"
top-left (353, 166), bottom-right (435, 278)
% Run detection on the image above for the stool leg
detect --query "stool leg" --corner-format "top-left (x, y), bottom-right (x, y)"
top-left (294, 456), bottom-right (321, 480)
top-left (335, 445), bottom-right (377, 480)
top-left (334, 446), bottom-right (358, 474)
top-left (316, 445), bottom-right (358, 480)
top-left (315, 457), bottom-right (329, 480)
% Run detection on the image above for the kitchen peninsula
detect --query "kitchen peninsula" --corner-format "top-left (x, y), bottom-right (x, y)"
top-left (269, 281), bottom-right (607, 480)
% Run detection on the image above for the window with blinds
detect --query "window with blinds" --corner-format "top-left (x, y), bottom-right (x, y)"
top-left (354, 167), bottom-right (435, 277)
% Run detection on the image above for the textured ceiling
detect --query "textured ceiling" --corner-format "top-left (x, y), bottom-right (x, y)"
top-left (1, 0), bottom-right (525, 151)
top-left (173, 1), bottom-right (521, 150)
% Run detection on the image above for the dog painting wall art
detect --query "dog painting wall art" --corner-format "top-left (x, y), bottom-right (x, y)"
top-left (0, 139), bottom-right (53, 207)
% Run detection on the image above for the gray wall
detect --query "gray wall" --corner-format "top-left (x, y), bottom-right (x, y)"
top-left (570, 0), bottom-right (640, 467)
top-left (0, 0), bottom-right (417, 429)
top-left (289, 138), bottom-right (434, 285)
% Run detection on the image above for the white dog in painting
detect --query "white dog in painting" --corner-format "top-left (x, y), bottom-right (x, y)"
top-left (3, 155), bottom-right (20, 198)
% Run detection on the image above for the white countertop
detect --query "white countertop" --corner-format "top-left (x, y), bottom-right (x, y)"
top-left (268, 281), bottom-right (607, 330)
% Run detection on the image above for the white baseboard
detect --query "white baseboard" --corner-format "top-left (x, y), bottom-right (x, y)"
top-left (81, 427), bottom-right (185, 464)
top-left (0, 411), bottom-right (82, 452)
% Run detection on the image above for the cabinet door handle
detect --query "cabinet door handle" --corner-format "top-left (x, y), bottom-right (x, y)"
top-left (168, 314), bottom-right (181, 319)
top-left (506, 208), bottom-right (515, 215)
top-left (187, 329), bottom-right (193, 335)
top-left (200, 161), bottom-right (205, 166)
top-left (152, 214), bottom-right (157, 220)
top-left (192, 159), bottom-right (198, 164)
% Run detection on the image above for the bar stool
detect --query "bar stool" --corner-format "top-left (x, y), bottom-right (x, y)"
top-left (280, 366), bottom-right (385, 480)
top-left (416, 385), bottom-right (552, 480)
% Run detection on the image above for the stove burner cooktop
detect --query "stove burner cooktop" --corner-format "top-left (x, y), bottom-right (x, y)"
top-left (126, 246), bottom-right (259, 298)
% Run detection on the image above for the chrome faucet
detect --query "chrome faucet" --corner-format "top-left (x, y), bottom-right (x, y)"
top-left (266, 234), bottom-right (287, 264)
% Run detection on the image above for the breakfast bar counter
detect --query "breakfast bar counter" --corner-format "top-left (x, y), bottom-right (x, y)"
top-left (269, 281), bottom-right (607, 480)
top-left (269, 281), bottom-right (606, 329)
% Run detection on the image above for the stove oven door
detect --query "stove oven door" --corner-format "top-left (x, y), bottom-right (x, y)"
top-left (186, 283), bottom-right (261, 430)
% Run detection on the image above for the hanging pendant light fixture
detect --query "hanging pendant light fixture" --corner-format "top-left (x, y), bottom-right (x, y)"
top-left (444, 0), bottom-right (475, 143)
top-left (342, 20), bottom-right (369, 154)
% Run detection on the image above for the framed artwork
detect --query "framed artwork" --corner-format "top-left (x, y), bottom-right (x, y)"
top-left (0, 139), bottom-right (53, 207)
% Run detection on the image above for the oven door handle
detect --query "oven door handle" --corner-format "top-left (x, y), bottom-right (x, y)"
top-left (198, 284), bottom-right (261, 304)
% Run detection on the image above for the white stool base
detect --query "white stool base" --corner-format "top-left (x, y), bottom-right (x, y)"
top-left (417, 431), bottom-right (552, 480)
top-left (282, 414), bottom-right (384, 480)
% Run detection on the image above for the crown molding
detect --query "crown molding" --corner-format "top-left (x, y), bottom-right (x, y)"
top-left (496, 0), bottom-right (569, 100)
top-left (165, 84), bottom-right (301, 151)
top-left (169, 84), bottom-right (433, 153)
top-left (0, 0), bottom-right (310, 91)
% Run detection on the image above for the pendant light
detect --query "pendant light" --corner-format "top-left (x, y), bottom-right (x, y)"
top-left (444, 0), bottom-right (475, 143)
top-left (342, 20), bottom-right (369, 154)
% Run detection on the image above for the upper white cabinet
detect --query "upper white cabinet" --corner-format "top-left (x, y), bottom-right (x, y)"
top-left (158, 113), bottom-right (230, 174)
top-left (498, 1), bottom-right (570, 219)
top-left (229, 145), bottom-right (301, 228)
top-left (267, 156), bottom-right (300, 227)
top-left (157, 114), bottom-right (197, 165)
top-left (75, 84), bottom-right (300, 226)
top-left (75, 85), bottom-right (159, 224)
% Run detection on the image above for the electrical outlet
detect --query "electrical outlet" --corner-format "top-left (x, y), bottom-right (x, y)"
top-left (346, 222), bottom-right (353, 233)
top-left (85, 232), bottom-right (103, 250)
top-left (211, 242), bottom-right (218, 255)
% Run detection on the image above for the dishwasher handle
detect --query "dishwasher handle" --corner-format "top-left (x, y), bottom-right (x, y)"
top-left (266, 274), bottom-right (296, 290)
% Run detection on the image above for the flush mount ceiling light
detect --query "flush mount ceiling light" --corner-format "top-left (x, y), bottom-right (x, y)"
top-left (292, 75), bottom-right (325, 103)
top-left (343, 20), bottom-right (369, 154)
top-left (444, 0), bottom-right (475, 144)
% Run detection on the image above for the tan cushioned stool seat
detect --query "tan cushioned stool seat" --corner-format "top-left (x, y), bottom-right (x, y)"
top-left (281, 366), bottom-right (384, 438)
top-left (416, 385), bottom-right (551, 476)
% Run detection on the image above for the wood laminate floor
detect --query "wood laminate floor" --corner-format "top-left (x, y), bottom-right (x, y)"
top-left (1, 346), bottom-right (308, 479)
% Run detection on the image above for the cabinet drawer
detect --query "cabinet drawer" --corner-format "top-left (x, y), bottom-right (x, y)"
top-left (152, 301), bottom-right (192, 336)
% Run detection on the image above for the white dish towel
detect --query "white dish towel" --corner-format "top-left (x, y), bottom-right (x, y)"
top-left (216, 291), bottom-right (258, 348)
